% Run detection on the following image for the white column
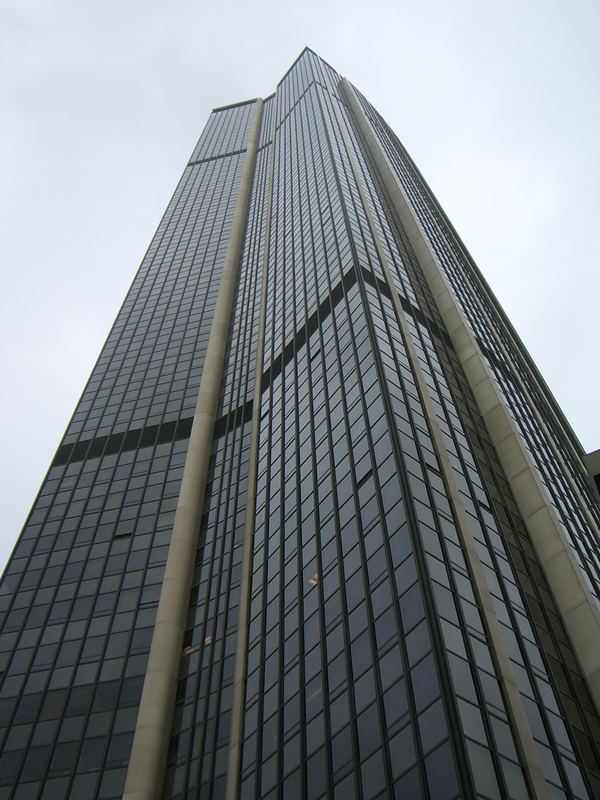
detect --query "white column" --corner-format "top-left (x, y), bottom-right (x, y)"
top-left (123, 99), bottom-right (264, 800)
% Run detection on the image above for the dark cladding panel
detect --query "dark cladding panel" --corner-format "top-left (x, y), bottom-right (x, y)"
top-left (190, 101), bottom-right (256, 162)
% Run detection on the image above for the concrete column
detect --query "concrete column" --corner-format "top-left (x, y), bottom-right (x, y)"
top-left (123, 99), bottom-right (264, 800)
top-left (340, 79), bottom-right (600, 715)
top-left (224, 100), bottom-right (277, 800)
top-left (336, 105), bottom-right (549, 799)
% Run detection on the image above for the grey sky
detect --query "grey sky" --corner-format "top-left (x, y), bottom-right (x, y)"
top-left (1, 0), bottom-right (598, 572)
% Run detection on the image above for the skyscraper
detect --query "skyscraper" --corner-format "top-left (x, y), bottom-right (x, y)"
top-left (1, 46), bottom-right (599, 800)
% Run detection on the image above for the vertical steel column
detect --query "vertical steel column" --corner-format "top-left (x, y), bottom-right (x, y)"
top-left (123, 99), bottom-right (264, 800)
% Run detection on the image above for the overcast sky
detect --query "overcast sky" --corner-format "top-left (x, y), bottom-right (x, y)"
top-left (1, 0), bottom-right (598, 572)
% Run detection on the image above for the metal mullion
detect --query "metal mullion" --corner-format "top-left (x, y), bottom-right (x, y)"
top-left (305, 82), bottom-right (368, 799)
top-left (299, 89), bottom-right (352, 799)
top-left (64, 153), bottom-right (201, 440)
top-left (186, 431), bottom-right (234, 790)
top-left (203, 421), bottom-right (246, 790)
top-left (318, 87), bottom-right (411, 800)
top-left (314, 84), bottom-right (448, 799)
top-left (8, 434), bottom-right (172, 795)
top-left (123, 157), bottom-right (239, 438)
top-left (90, 157), bottom-right (226, 437)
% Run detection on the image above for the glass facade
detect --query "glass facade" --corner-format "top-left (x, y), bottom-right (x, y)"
top-left (1, 49), bottom-right (599, 800)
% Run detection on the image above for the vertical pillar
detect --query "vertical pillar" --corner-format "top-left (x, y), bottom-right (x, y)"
top-left (224, 97), bottom-right (277, 800)
top-left (123, 99), bottom-right (264, 800)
